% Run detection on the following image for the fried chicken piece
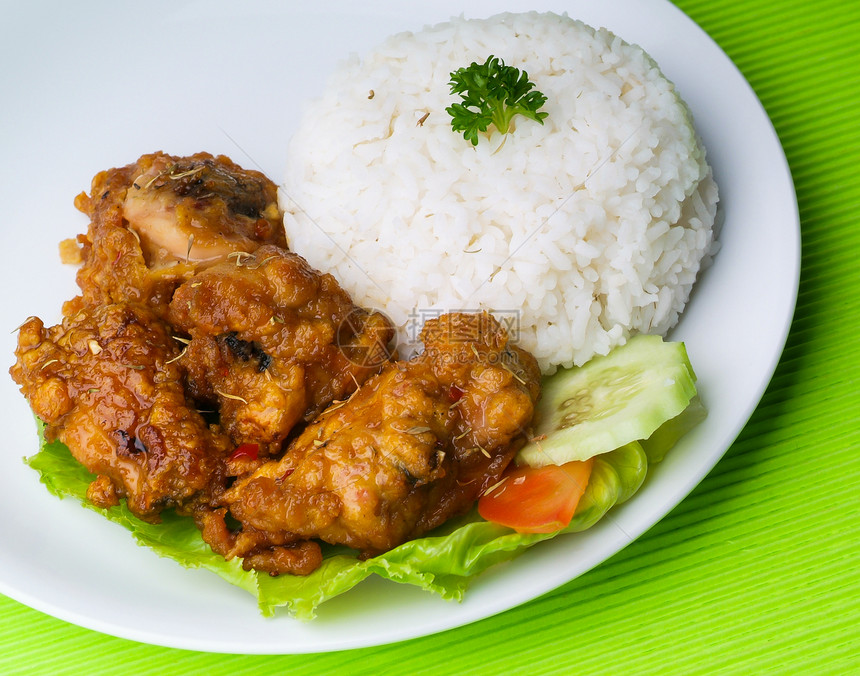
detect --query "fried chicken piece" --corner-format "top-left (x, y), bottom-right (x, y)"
top-left (10, 303), bottom-right (231, 520)
top-left (406, 312), bottom-right (542, 534)
top-left (195, 508), bottom-right (324, 576)
top-left (215, 312), bottom-right (540, 575)
top-left (70, 151), bottom-right (285, 316)
top-left (167, 245), bottom-right (394, 454)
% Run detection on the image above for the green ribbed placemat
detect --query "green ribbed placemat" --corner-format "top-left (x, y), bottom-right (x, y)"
top-left (2, 1), bottom-right (858, 673)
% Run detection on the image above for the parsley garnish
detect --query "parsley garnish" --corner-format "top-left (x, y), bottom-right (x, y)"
top-left (446, 55), bottom-right (549, 146)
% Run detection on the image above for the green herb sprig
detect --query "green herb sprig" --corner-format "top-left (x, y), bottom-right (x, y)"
top-left (446, 55), bottom-right (549, 146)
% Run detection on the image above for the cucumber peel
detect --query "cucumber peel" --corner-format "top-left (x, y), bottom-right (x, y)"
top-left (517, 335), bottom-right (701, 468)
top-left (640, 395), bottom-right (707, 464)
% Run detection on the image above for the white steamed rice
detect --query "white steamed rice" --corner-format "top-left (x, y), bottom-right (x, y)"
top-left (281, 11), bottom-right (719, 372)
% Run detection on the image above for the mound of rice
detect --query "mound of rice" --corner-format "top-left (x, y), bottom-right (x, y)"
top-left (281, 11), bottom-right (719, 372)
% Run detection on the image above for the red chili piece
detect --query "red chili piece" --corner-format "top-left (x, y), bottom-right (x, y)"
top-left (229, 442), bottom-right (259, 462)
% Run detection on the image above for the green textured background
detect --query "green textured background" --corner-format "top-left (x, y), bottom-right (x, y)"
top-left (2, 1), bottom-right (858, 673)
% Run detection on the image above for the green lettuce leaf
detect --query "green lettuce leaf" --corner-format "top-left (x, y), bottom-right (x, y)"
top-left (25, 423), bottom-right (651, 620)
top-left (27, 430), bottom-right (258, 596)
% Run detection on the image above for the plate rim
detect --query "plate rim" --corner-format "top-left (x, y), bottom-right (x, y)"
top-left (0, 0), bottom-right (800, 654)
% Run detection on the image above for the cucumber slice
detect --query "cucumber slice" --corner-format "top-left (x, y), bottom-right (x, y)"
top-left (640, 395), bottom-right (708, 464)
top-left (517, 335), bottom-right (699, 468)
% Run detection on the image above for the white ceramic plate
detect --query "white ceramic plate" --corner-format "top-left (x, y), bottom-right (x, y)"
top-left (0, 0), bottom-right (798, 654)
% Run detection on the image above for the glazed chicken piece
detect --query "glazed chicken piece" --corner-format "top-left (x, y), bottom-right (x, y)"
top-left (209, 312), bottom-right (540, 575)
top-left (69, 151), bottom-right (285, 316)
top-left (167, 245), bottom-right (395, 455)
top-left (404, 312), bottom-right (544, 535)
top-left (10, 303), bottom-right (231, 520)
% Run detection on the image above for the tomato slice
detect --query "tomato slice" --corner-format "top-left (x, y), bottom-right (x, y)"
top-left (478, 458), bottom-right (593, 534)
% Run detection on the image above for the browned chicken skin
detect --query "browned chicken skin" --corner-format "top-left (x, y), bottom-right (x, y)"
top-left (167, 244), bottom-right (394, 454)
top-left (71, 151), bottom-right (285, 316)
top-left (10, 153), bottom-right (544, 580)
top-left (10, 303), bottom-right (231, 520)
top-left (213, 312), bottom-right (540, 575)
